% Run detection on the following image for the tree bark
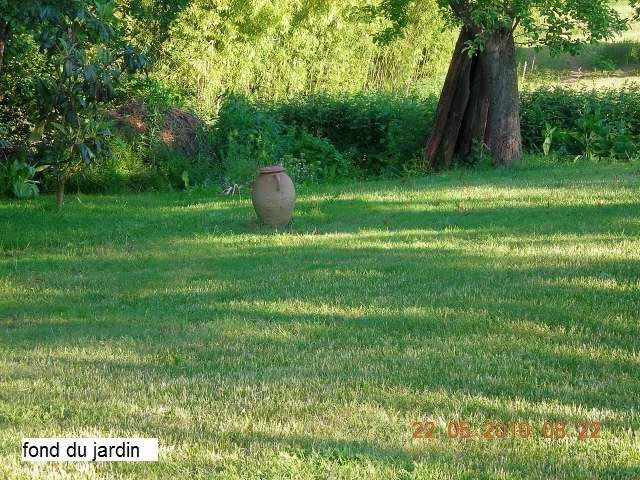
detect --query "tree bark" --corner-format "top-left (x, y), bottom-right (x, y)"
top-left (457, 58), bottom-right (489, 157)
top-left (481, 29), bottom-right (522, 166)
top-left (56, 178), bottom-right (65, 210)
top-left (0, 20), bottom-right (8, 78)
top-left (425, 27), bottom-right (522, 168)
top-left (424, 28), bottom-right (475, 168)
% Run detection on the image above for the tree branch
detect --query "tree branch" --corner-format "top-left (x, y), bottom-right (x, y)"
top-left (511, 17), bottom-right (521, 34)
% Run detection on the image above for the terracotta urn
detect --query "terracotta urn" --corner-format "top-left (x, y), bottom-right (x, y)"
top-left (251, 166), bottom-right (296, 227)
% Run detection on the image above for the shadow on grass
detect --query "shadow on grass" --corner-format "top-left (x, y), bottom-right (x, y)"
top-left (4, 239), bottom-right (639, 413)
top-left (2, 171), bottom-right (640, 477)
top-left (1, 195), bottom-right (638, 254)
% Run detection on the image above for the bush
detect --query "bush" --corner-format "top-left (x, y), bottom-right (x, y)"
top-left (67, 138), bottom-right (155, 193)
top-left (520, 85), bottom-right (640, 154)
top-left (272, 93), bottom-right (435, 175)
top-left (213, 95), bottom-right (360, 187)
top-left (282, 131), bottom-right (353, 184)
top-left (63, 78), bottom-right (219, 193)
top-left (0, 33), bottom-right (46, 164)
top-left (213, 96), bottom-right (290, 187)
top-left (10, 83), bottom-right (640, 197)
top-left (541, 113), bottom-right (636, 160)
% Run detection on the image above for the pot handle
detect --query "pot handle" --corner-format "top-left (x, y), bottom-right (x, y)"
top-left (273, 174), bottom-right (281, 192)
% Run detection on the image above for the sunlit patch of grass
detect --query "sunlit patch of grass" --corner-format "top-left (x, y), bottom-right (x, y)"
top-left (1, 158), bottom-right (640, 478)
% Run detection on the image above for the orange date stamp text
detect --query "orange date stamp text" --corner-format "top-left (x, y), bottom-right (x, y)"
top-left (411, 420), bottom-right (601, 441)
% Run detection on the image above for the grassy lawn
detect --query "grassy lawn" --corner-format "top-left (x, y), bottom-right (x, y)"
top-left (1, 159), bottom-right (640, 479)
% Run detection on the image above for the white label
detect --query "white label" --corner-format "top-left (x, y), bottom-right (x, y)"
top-left (21, 438), bottom-right (158, 462)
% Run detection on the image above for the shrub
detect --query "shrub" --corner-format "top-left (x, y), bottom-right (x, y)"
top-left (282, 132), bottom-right (353, 184)
top-left (0, 33), bottom-right (46, 165)
top-left (67, 137), bottom-right (155, 193)
top-left (520, 85), bottom-right (640, 153)
top-left (76, 79), bottom-right (219, 193)
top-left (213, 96), bottom-right (290, 187)
top-left (11, 84), bottom-right (640, 196)
top-left (272, 93), bottom-right (435, 175)
top-left (541, 113), bottom-right (636, 160)
top-left (213, 95), bottom-right (367, 187)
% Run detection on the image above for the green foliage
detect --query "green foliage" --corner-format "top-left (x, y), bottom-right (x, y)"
top-left (571, 111), bottom-right (636, 159)
top-left (153, 0), bottom-right (453, 105)
top-left (68, 136), bottom-right (154, 193)
top-left (213, 95), bottom-right (289, 187)
top-left (456, 139), bottom-right (493, 167)
top-left (212, 93), bottom-right (436, 187)
top-left (125, 77), bottom-right (186, 113)
top-left (0, 31), bottom-right (46, 161)
top-left (542, 124), bottom-right (556, 157)
top-left (4, 0), bottom-right (640, 196)
top-left (272, 93), bottom-right (434, 175)
top-left (282, 132), bottom-right (353, 185)
top-left (375, 0), bottom-right (630, 55)
top-left (154, 145), bottom-right (214, 190)
top-left (521, 85), bottom-right (640, 160)
top-left (593, 55), bottom-right (618, 72)
top-left (30, 1), bottom-right (147, 196)
top-left (69, 99), bottom-right (217, 193)
top-left (0, 156), bottom-right (44, 198)
top-left (214, 95), bottom-right (356, 187)
top-left (72, 85), bottom-right (640, 193)
top-left (116, 0), bottom-right (190, 62)
top-left (0, 0), bottom-right (148, 206)
top-left (542, 111), bottom-right (637, 160)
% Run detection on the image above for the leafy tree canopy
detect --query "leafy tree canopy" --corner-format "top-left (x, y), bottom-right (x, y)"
top-left (1, 0), bottom-right (148, 207)
top-left (373, 0), bottom-right (636, 54)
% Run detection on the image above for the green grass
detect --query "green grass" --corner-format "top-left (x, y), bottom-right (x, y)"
top-left (1, 159), bottom-right (640, 479)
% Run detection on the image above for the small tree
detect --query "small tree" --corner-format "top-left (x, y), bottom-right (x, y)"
top-left (23, 0), bottom-right (147, 208)
top-left (373, 0), bottom-right (636, 167)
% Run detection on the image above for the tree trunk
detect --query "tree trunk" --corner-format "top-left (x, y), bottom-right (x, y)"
top-left (0, 20), bottom-right (8, 104)
top-left (456, 57), bottom-right (489, 158)
top-left (425, 27), bottom-right (522, 168)
top-left (0, 20), bottom-right (8, 77)
top-left (424, 28), bottom-right (476, 168)
top-left (481, 29), bottom-right (522, 166)
top-left (56, 178), bottom-right (65, 210)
